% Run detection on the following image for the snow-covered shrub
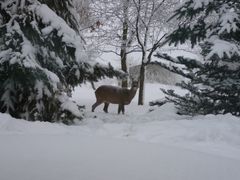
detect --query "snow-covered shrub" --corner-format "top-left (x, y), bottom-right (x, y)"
top-left (154, 0), bottom-right (240, 116)
top-left (0, 0), bottom-right (123, 124)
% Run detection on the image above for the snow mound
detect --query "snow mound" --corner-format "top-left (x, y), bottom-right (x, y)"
top-left (0, 113), bottom-right (68, 134)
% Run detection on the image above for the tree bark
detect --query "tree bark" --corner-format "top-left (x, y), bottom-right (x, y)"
top-left (120, 33), bottom-right (128, 88)
top-left (120, 0), bottom-right (129, 88)
top-left (138, 63), bottom-right (145, 105)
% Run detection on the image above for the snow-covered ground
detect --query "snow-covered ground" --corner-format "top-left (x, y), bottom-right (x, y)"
top-left (0, 82), bottom-right (240, 180)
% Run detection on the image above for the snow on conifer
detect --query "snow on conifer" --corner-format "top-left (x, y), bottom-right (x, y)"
top-left (0, 0), bottom-right (123, 124)
top-left (153, 0), bottom-right (240, 116)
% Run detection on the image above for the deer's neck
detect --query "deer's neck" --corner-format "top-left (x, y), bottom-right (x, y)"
top-left (128, 87), bottom-right (138, 100)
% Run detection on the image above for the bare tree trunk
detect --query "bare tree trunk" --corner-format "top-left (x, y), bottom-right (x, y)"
top-left (121, 56), bottom-right (128, 88)
top-left (120, 0), bottom-right (130, 88)
top-left (120, 21), bottom-right (128, 88)
top-left (138, 63), bottom-right (145, 105)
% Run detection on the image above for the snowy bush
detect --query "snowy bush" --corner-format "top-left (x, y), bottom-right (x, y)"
top-left (154, 0), bottom-right (240, 116)
top-left (0, 0), bottom-right (123, 124)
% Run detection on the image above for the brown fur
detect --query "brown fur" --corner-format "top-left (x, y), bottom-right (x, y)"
top-left (92, 81), bottom-right (138, 114)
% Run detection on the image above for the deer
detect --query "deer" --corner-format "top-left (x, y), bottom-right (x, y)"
top-left (92, 80), bottom-right (139, 114)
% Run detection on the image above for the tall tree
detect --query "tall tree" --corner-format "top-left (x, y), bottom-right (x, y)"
top-left (132, 0), bottom-right (178, 105)
top-left (87, 0), bottom-right (137, 87)
top-left (154, 0), bottom-right (240, 116)
top-left (120, 0), bottom-right (131, 88)
top-left (0, 0), bottom-right (122, 123)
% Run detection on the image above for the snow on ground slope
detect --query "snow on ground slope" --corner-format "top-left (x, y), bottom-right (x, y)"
top-left (1, 130), bottom-right (240, 180)
top-left (0, 82), bottom-right (240, 180)
top-left (72, 83), bottom-right (240, 159)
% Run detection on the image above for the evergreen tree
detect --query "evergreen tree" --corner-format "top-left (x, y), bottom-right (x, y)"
top-left (0, 0), bottom-right (123, 124)
top-left (153, 0), bottom-right (240, 116)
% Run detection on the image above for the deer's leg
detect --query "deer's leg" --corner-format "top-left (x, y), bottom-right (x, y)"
top-left (118, 104), bottom-right (122, 114)
top-left (122, 105), bottom-right (125, 114)
top-left (103, 103), bottom-right (109, 113)
top-left (92, 101), bottom-right (102, 112)
top-left (118, 104), bottom-right (124, 114)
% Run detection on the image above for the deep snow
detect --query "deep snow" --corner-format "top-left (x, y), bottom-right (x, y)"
top-left (1, 133), bottom-right (240, 180)
top-left (0, 82), bottom-right (240, 180)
